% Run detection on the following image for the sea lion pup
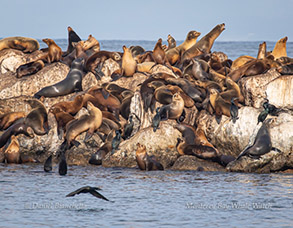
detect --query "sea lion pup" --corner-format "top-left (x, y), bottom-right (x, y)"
top-left (165, 34), bottom-right (177, 51)
top-left (3, 135), bottom-right (20, 164)
top-left (64, 101), bottom-right (102, 147)
top-left (16, 60), bottom-right (45, 78)
top-left (220, 77), bottom-right (244, 103)
top-left (0, 111), bottom-right (26, 130)
top-left (181, 23), bottom-right (225, 63)
top-left (271, 36), bottom-right (288, 59)
top-left (158, 93), bottom-right (185, 122)
top-left (166, 30), bottom-right (201, 65)
top-left (190, 58), bottom-right (210, 81)
top-left (34, 58), bottom-right (85, 98)
top-left (42, 38), bottom-right (62, 63)
top-left (51, 95), bottom-right (84, 116)
top-left (129, 45), bottom-right (145, 57)
top-left (0, 119), bottom-right (34, 148)
top-left (65, 26), bottom-right (81, 56)
top-left (0, 36), bottom-right (39, 53)
top-left (236, 119), bottom-right (275, 160)
top-left (121, 45), bottom-right (137, 77)
top-left (85, 51), bottom-right (121, 80)
top-left (257, 41), bottom-right (267, 59)
top-left (147, 81), bottom-right (173, 105)
top-left (166, 85), bottom-right (194, 108)
top-left (135, 143), bottom-right (164, 171)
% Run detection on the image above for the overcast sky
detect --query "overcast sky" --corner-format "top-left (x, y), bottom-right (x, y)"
top-left (1, 0), bottom-right (292, 42)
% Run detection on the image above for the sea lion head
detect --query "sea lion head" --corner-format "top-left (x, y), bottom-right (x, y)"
top-left (172, 92), bottom-right (182, 101)
top-left (219, 23), bottom-right (225, 31)
top-left (136, 143), bottom-right (146, 155)
top-left (188, 31), bottom-right (201, 40)
top-left (67, 26), bottom-right (73, 32)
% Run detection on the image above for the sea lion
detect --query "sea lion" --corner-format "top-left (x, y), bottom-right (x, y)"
top-left (135, 143), bottom-right (164, 171)
top-left (271, 36), bottom-right (288, 59)
top-left (80, 34), bottom-right (100, 53)
top-left (257, 42), bottom-right (267, 59)
top-left (0, 119), bottom-right (34, 148)
top-left (65, 101), bottom-right (102, 147)
top-left (4, 135), bottom-right (20, 163)
top-left (209, 88), bottom-right (231, 123)
top-left (51, 95), bottom-right (84, 116)
top-left (158, 93), bottom-right (185, 121)
top-left (25, 99), bottom-right (49, 135)
top-left (129, 45), bottom-right (145, 57)
top-left (166, 34), bottom-right (176, 51)
top-left (0, 36), bottom-right (39, 53)
top-left (220, 77), bottom-right (244, 103)
top-left (62, 41), bottom-right (88, 67)
top-left (34, 58), bottom-right (85, 98)
top-left (16, 60), bottom-right (45, 78)
top-left (181, 23), bottom-right (225, 63)
top-left (190, 58), bottom-right (210, 81)
top-left (166, 30), bottom-right (201, 65)
top-left (276, 56), bottom-right (293, 65)
top-left (277, 63), bottom-right (293, 75)
top-left (85, 51), bottom-right (121, 79)
top-left (0, 111), bottom-right (26, 130)
top-left (230, 55), bottom-right (256, 71)
top-left (147, 81), bottom-right (173, 105)
top-left (65, 26), bottom-right (81, 55)
top-left (152, 38), bottom-right (172, 69)
top-left (121, 45), bottom-right (137, 76)
top-left (237, 119), bottom-right (273, 159)
top-left (42, 38), bottom-right (62, 63)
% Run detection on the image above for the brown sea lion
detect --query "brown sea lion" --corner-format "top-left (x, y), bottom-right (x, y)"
top-left (51, 95), bottom-right (84, 116)
top-left (135, 51), bottom-right (154, 63)
top-left (121, 45), bottom-right (137, 76)
top-left (166, 30), bottom-right (201, 65)
top-left (80, 34), bottom-right (100, 53)
top-left (85, 51), bottom-right (121, 79)
top-left (159, 93), bottom-right (185, 121)
top-left (135, 143), bottom-right (164, 171)
top-left (209, 88), bottom-right (231, 123)
top-left (49, 106), bottom-right (75, 139)
top-left (0, 36), bottom-right (39, 53)
top-left (276, 56), bottom-right (293, 65)
top-left (166, 85), bottom-right (194, 108)
top-left (181, 23), bottom-right (225, 63)
top-left (230, 55), bottom-right (255, 71)
top-left (16, 60), bottom-right (45, 78)
top-left (129, 45), bottom-right (145, 57)
top-left (65, 101), bottom-right (103, 147)
top-left (0, 119), bottom-right (34, 148)
top-left (42, 38), bottom-right (62, 63)
top-left (257, 42), bottom-right (267, 59)
top-left (4, 135), bottom-right (20, 164)
top-left (152, 38), bottom-right (172, 69)
top-left (271, 36), bottom-right (288, 59)
top-left (0, 111), bottom-right (26, 130)
top-left (65, 26), bottom-right (81, 55)
top-left (25, 99), bottom-right (49, 135)
top-left (136, 62), bottom-right (156, 73)
top-left (220, 77), bottom-right (244, 103)
top-left (163, 34), bottom-right (176, 51)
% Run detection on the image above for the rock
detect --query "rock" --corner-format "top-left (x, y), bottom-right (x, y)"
top-left (102, 121), bottom-right (181, 169)
top-left (239, 68), bottom-right (293, 110)
top-left (171, 155), bottom-right (226, 172)
top-left (0, 62), bottom-right (69, 99)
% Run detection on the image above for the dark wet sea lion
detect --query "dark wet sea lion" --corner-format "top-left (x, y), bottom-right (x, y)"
top-left (16, 60), bottom-right (45, 78)
top-left (135, 143), bottom-right (164, 171)
top-left (152, 38), bottom-right (172, 69)
top-left (34, 58), bottom-right (84, 98)
top-left (181, 23), bottom-right (225, 63)
top-left (65, 26), bottom-right (81, 55)
top-left (237, 119), bottom-right (273, 159)
top-left (62, 42), bottom-right (88, 67)
top-left (25, 99), bottom-right (49, 135)
top-left (0, 111), bottom-right (26, 130)
top-left (0, 119), bottom-right (34, 148)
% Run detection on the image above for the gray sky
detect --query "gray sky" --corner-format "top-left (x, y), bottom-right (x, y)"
top-left (1, 0), bottom-right (292, 42)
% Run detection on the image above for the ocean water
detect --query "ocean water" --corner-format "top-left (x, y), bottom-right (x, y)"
top-left (1, 40), bottom-right (293, 228)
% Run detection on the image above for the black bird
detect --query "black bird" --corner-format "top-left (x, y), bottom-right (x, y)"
top-left (230, 97), bottom-right (239, 123)
top-left (263, 99), bottom-right (279, 116)
top-left (151, 107), bottom-right (161, 132)
top-left (66, 186), bottom-right (109, 201)
top-left (44, 155), bottom-right (52, 172)
top-left (111, 130), bottom-right (121, 154)
top-left (257, 109), bottom-right (269, 124)
top-left (122, 115), bottom-right (134, 140)
top-left (58, 151), bottom-right (67, 176)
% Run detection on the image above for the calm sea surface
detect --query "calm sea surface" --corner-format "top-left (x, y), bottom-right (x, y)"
top-left (1, 40), bottom-right (293, 228)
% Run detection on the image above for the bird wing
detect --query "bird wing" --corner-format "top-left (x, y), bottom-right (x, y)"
top-left (90, 189), bottom-right (109, 201)
top-left (66, 186), bottom-right (88, 197)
